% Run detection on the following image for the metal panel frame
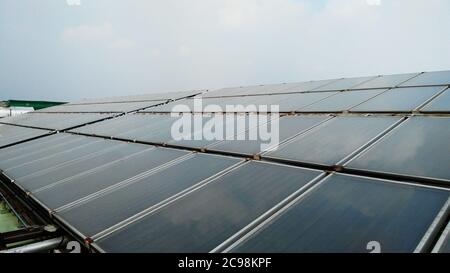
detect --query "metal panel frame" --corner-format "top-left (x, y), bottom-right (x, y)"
top-left (432, 221), bottom-right (450, 253)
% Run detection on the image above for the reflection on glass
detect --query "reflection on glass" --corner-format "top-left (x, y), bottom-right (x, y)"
top-left (210, 116), bottom-right (328, 155)
top-left (350, 87), bottom-right (444, 112)
top-left (400, 71), bottom-right (450, 87)
top-left (59, 154), bottom-right (241, 237)
top-left (266, 116), bottom-right (399, 166)
top-left (300, 89), bottom-right (386, 112)
top-left (421, 89), bottom-right (450, 112)
top-left (96, 161), bottom-right (322, 253)
top-left (32, 147), bottom-right (188, 209)
top-left (347, 117), bottom-right (450, 182)
top-left (313, 76), bottom-right (377, 91)
top-left (232, 174), bottom-right (449, 253)
top-left (354, 73), bottom-right (419, 89)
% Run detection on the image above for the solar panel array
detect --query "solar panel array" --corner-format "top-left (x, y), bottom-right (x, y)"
top-left (0, 71), bottom-right (449, 253)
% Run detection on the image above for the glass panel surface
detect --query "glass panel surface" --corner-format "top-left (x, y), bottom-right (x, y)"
top-left (16, 142), bottom-right (145, 192)
top-left (346, 117), bottom-right (450, 182)
top-left (39, 101), bottom-right (166, 113)
top-left (73, 114), bottom-right (172, 137)
top-left (313, 76), bottom-right (377, 91)
top-left (354, 73), bottom-right (420, 89)
top-left (217, 84), bottom-right (298, 97)
top-left (143, 99), bottom-right (195, 113)
top-left (350, 87), bottom-right (445, 112)
top-left (197, 87), bottom-right (252, 98)
top-left (115, 116), bottom-right (180, 143)
top-left (0, 134), bottom-right (70, 163)
top-left (96, 161), bottom-right (323, 253)
top-left (209, 116), bottom-right (328, 155)
top-left (400, 71), bottom-right (450, 87)
top-left (0, 124), bottom-right (49, 148)
top-left (300, 89), bottom-right (386, 112)
top-left (265, 116), bottom-right (400, 166)
top-left (279, 79), bottom-right (341, 93)
top-left (168, 114), bottom-right (266, 148)
top-left (255, 92), bottom-right (337, 112)
top-left (0, 134), bottom-right (86, 170)
top-left (421, 88), bottom-right (450, 112)
top-left (226, 81), bottom-right (340, 96)
top-left (31, 147), bottom-right (189, 209)
top-left (6, 139), bottom-right (113, 180)
top-left (1, 113), bottom-right (112, 130)
top-left (58, 154), bottom-right (242, 237)
top-left (231, 174), bottom-right (449, 253)
top-left (68, 90), bottom-right (200, 104)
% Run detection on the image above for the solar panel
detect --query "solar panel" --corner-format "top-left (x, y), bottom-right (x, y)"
top-left (229, 174), bottom-right (450, 253)
top-left (16, 141), bottom-right (144, 192)
top-left (168, 114), bottom-right (266, 149)
top-left (0, 133), bottom-right (69, 163)
top-left (199, 96), bottom-right (265, 112)
top-left (67, 90), bottom-right (203, 104)
top-left (143, 92), bottom-right (341, 113)
top-left (202, 79), bottom-right (340, 97)
top-left (420, 88), bottom-right (450, 112)
top-left (202, 83), bottom-right (301, 97)
top-left (312, 76), bottom-right (378, 91)
top-left (73, 114), bottom-right (173, 137)
top-left (73, 113), bottom-right (278, 150)
top-left (114, 117), bottom-right (179, 144)
top-left (0, 134), bottom-right (85, 170)
top-left (255, 92), bottom-right (338, 112)
top-left (3, 138), bottom-right (109, 179)
top-left (299, 89), bottom-right (387, 112)
top-left (72, 114), bottom-right (187, 146)
top-left (350, 86), bottom-right (445, 112)
top-left (352, 73), bottom-right (420, 89)
top-left (30, 145), bottom-right (189, 210)
top-left (208, 115), bottom-right (329, 156)
top-left (282, 79), bottom-right (342, 93)
top-left (265, 116), bottom-right (401, 166)
top-left (38, 101), bottom-right (167, 113)
top-left (94, 161), bottom-right (323, 252)
top-left (1, 71), bottom-right (449, 253)
top-left (0, 124), bottom-right (50, 149)
top-left (142, 99), bottom-right (195, 113)
top-left (346, 117), bottom-right (450, 183)
top-left (0, 113), bottom-right (113, 130)
top-left (400, 71), bottom-right (450, 87)
top-left (56, 153), bottom-right (242, 238)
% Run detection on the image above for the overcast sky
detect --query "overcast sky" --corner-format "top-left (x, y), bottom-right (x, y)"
top-left (1, 0), bottom-right (449, 101)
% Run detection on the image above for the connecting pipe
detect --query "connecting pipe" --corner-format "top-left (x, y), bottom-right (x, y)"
top-left (0, 237), bottom-right (63, 253)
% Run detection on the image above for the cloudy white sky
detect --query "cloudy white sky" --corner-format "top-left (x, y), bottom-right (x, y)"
top-left (1, 0), bottom-right (450, 101)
